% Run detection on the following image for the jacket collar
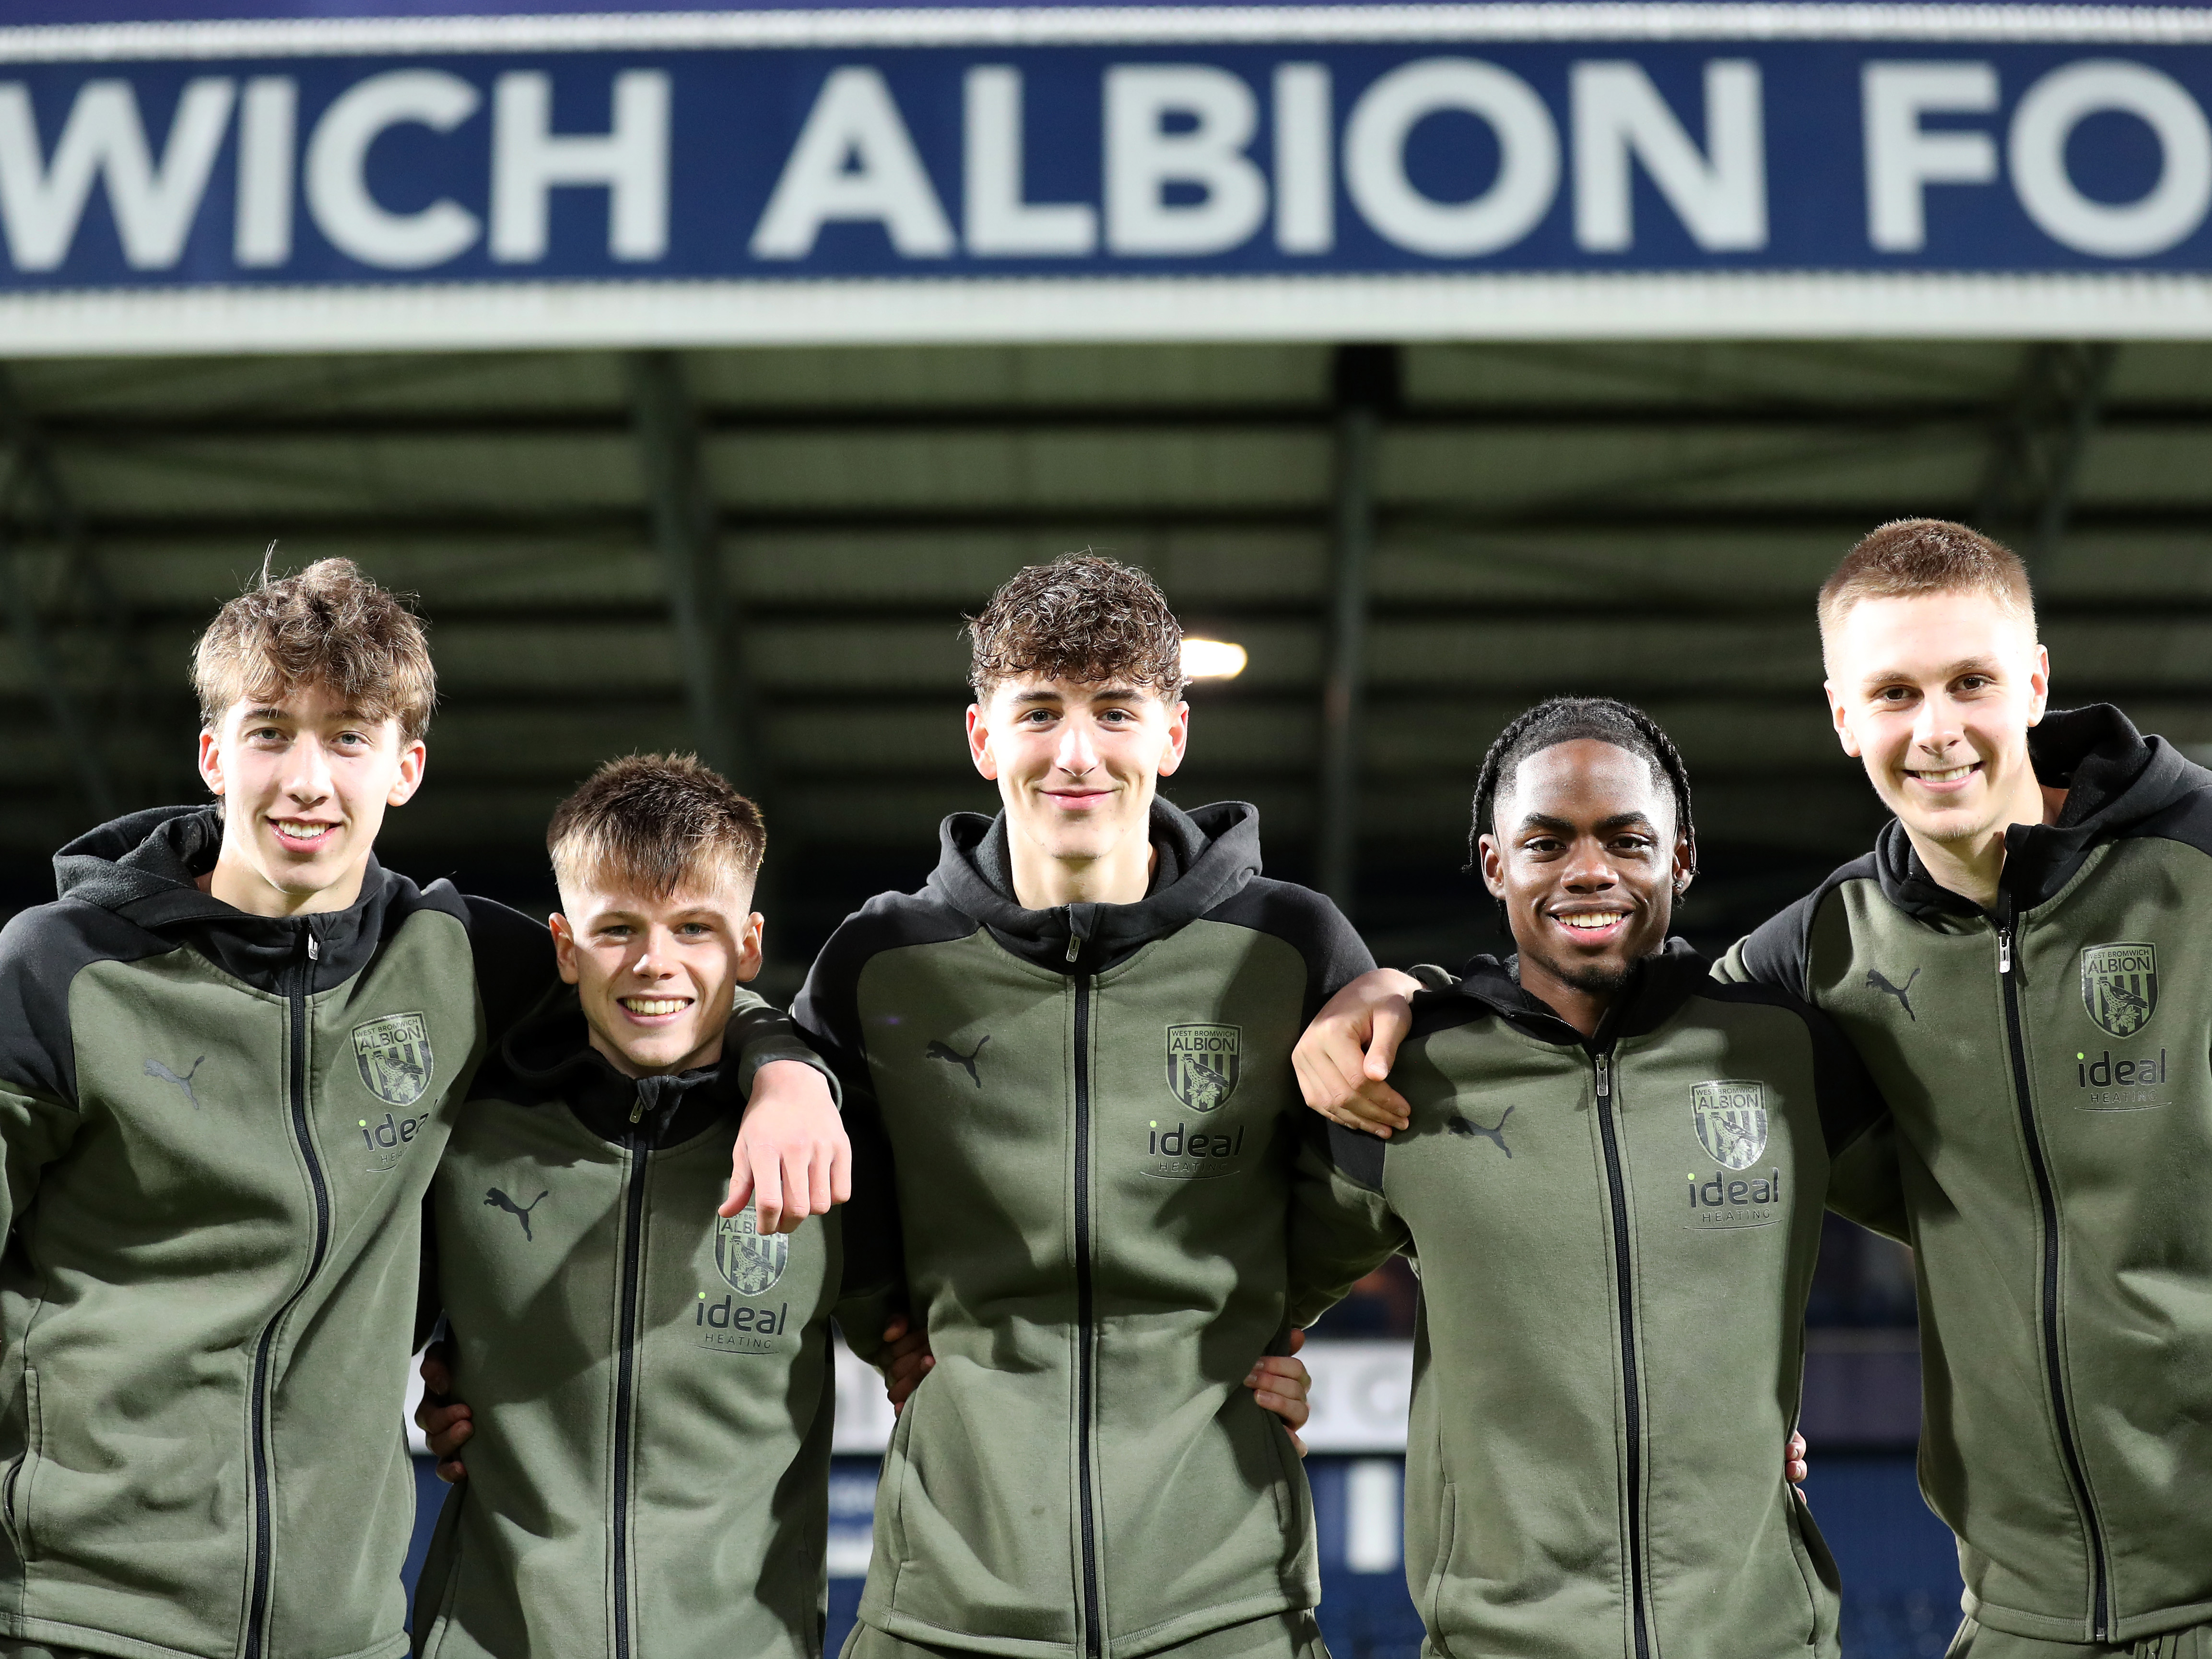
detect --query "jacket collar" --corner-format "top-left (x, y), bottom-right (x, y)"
top-left (925, 797), bottom-right (1262, 974)
top-left (1420, 937), bottom-right (1714, 1050)
top-left (496, 987), bottom-right (738, 1148)
top-left (1871, 704), bottom-right (2209, 920)
top-left (53, 803), bottom-right (399, 993)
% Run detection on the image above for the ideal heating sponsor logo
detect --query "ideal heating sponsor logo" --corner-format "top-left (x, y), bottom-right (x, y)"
top-left (2073, 1047), bottom-right (2172, 1112)
top-left (697, 1207), bottom-right (791, 1353)
top-left (359, 1109), bottom-right (432, 1171)
top-left (1686, 1079), bottom-right (1783, 1231)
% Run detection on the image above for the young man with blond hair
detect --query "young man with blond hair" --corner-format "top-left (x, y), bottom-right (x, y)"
top-left (410, 754), bottom-right (902, 1659)
top-left (795, 555), bottom-right (1362, 1659)
top-left (1300, 520), bottom-right (2212, 1659)
top-left (0, 560), bottom-right (838, 1659)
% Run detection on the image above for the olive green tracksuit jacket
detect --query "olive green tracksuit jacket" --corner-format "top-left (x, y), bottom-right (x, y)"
top-left (412, 990), bottom-right (899, 1659)
top-left (1292, 941), bottom-right (1896, 1659)
top-left (792, 800), bottom-right (1378, 1659)
top-left (0, 805), bottom-right (815, 1659)
top-left (1718, 706), bottom-right (2212, 1647)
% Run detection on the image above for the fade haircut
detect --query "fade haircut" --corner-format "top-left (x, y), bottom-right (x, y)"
top-left (192, 555), bottom-right (436, 743)
top-left (1818, 519), bottom-right (2036, 658)
top-left (967, 553), bottom-right (1188, 704)
top-left (547, 753), bottom-right (765, 903)
top-left (1470, 696), bottom-right (1698, 881)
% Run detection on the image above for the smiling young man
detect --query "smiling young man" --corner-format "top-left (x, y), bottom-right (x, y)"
top-left (0, 560), bottom-right (837, 1659)
top-left (794, 555), bottom-right (1361, 1659)
top-left (1711, 522), bottom-right (2212, 1659)
top-left (1290, 697), bottom-right (1898, 1659)
top-left (409, 755), bottom-right (904, 1659)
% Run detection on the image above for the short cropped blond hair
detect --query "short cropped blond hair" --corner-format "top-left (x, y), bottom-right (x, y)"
top-left (547, 753), bottom-right (765, 902)
top-left (1818, 519), bottom-right (2036, 655)
top-left (192, 556), bottom-right (436, 742)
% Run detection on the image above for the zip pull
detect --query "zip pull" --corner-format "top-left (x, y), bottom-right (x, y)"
top-left (1595, 1052), bottom-right (1612, 1100)
top-left (629, 1092), bottom-right (647, 1125)
top-left (1998, 927), bottom-right (2013, 975)
top-left (1065, 932), bottom-right (1082, 965)
top-left (306, 932), bottom-right (319, 962)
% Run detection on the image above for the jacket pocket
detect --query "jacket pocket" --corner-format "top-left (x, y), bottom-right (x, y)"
top-left (2, 1369), bottom-right (41, 1565)
top-left (1422, 1479), bottom-right (1459, 1651)
top-left (1784, 1484), bottom-right (1843, 1657)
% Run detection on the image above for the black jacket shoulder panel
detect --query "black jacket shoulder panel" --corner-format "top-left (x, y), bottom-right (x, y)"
top-left (792, 887), bottom-right (982, 1077)
top-left (0, 897), bottom-right (177, 1106)
top-left (1691, 978), bottom-right (1891, 1158)
top-left (1732, 853), bottom-right (1877, 1002)
top-left (2121, 780), bottom-right (2212, 859)
top-left (452, 891), bottom-right (557, 1045)
top-left (1201, 877), bottom-right (1376, 1021)
top-left (1322, 1118), bottom-right (1385, 1193)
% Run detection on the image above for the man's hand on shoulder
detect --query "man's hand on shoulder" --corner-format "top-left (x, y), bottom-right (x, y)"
top-left (1247, 1328), bottom-right (1313, 1456)
top-left (415, 1344), bottom-right (472, 1485)
top-left (724, 1059), bottom-right (851, 1234)
top-left (1294, 969), bottom-right (1422, 1138)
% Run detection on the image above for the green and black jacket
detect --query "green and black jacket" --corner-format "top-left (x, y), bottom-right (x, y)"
top-left (0, 805), bottom-right (817, 1659)
top-left (1718, 706), bottom-right (2212, 1647)
top-left (1293, 941), bottom-right (1898, 1659)
top-left (792, 800), bottom-right (1378, 1659)
top-left (412, 990), bottom-right (899, 1659)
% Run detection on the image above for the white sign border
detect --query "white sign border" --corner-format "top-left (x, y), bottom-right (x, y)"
top-left (4, 4), bottom-right (2212, 61)
top-left (4, 270), bottom-right (2209, 354)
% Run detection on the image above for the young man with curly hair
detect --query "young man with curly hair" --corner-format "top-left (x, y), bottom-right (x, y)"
top-left (795, 554), bottom-right (1371, 1659)
top-left (0, 560), bottom-right (840, 1659)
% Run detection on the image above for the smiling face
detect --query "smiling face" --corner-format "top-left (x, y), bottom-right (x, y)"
top-left (966, 674), bottom-right (1189, 906)
top-left (197, 680), bottom-right (425, 918)
top-left (552, 871), bottom-right (763, 1078)
top-left (1824, 589), bottom-right (2050, 857)
top-left (1480, 739), bottom-right (1691, 1024)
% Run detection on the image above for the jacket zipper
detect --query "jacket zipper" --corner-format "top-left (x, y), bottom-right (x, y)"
top-left (244, 929), bottom-right (329, 1659)
top-left (1996, 917), bottom-right (2111, 1640)
top-left (1070, 943), bottom-right (1104, 1659)
top-left (611, 1101), bottom-right (652, 1659)
top-left (1591, 1049), bottom-right (1653, 1659)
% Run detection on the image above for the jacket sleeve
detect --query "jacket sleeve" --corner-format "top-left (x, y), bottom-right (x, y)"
top-left (795, 919), bottom-right (907, 1361)
top-left (1285, 1119), bottom-right (1409, 1330)
top-left (1796, 996), bottom-right (1911, 1243)
top-left (0, 911), bottom-right (86, 1240)
top-left (726, 987), bottom-right (841, 1106)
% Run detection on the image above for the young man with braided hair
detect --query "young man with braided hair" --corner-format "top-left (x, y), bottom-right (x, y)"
top-left (1288, 696), bottom-right (1902, 1659)
top-left (793, 554), bottom-right (1371, 1659)
top-left (0, 561), bottom-right (843, 1659)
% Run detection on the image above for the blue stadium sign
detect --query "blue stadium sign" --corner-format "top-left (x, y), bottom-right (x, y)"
top-left (1, 2), bottom-right (2211, 348)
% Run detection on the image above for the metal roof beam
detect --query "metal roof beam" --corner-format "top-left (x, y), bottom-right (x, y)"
top-left (1975, 342), bottom-right (2119, 569)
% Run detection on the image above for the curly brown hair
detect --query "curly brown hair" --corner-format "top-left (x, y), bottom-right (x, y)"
top-left (966, 553), bottom-right (1187, 703)
top-left (192, 555), bottom-right (436, 742)
top-left (548, 753), bottom-right (766, 902)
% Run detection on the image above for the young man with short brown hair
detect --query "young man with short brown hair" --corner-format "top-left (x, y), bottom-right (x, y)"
top-left (796, 554), bottom-right (1357, 1659)
top-left (0, 559), bottom-right (838, 1659)
top-left (410, 753), bottom-right (900, 1659)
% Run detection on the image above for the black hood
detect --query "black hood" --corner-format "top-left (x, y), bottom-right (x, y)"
top-left (52, 802), bottom-right (404, 993)
top-left (1871, 704), bottom-right (2212, 919)
top-left (925, 798), bottom-right (1262, 974)
top-left (492, 986), bottom-right (739, 1149)
top-left (1416, 937), bottom-right (1715, 1050)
